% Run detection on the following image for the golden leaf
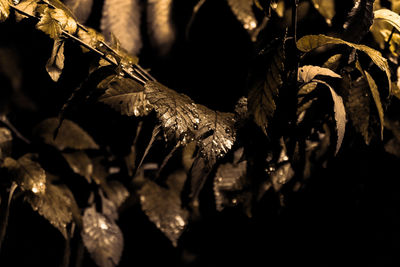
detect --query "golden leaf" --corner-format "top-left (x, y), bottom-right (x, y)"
top-left (0, 0), bottom-right (10, 22)
top-left (36, 7), bottom-right (77, 39)
top-left (311, 0), bottom-right (335, 25)
top-left (45, 39), bottom-right (65, 82)
top-left (63, 0), bottom-right (93, 23)
top-left (14, 0), bottom-right (37, 21)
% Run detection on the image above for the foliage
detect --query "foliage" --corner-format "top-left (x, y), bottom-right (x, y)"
top-left (1, 0), bottom-right (400, 266)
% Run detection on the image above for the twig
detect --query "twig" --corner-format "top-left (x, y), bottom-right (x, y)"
top-left (0, 182), bottom-right (18, 252)
top-left (0, 115), bottom-right (30, 144)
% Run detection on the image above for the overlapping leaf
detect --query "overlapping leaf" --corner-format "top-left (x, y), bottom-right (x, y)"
top-left (311, 0), bottom-right (335, 25)
top-left (139, 178), bottom-right (188, 247)
top-left (328, 85), bottom-right (346, 154)
top-left (99, 75), bottom-right (151, 117)
top-left (298, 65), bottom-right (341, 84)
top-left (101, 0), bottom-right (142, 55)
top-left (27, 182), bottom-right (76, 239)
top-left (46, 39), bottom-right (65, 82)
top-left (62, 151), bottom-right (93, 183)
top-left (63, 0), bottom-right (93, 23)
top-left (0, 0), bottom-right (10, 22)
top-left (81, 205), bottom-right (123, 267)
top-left (147, 0), bottom-right (175, 54)
top-left (297, 34), bottom-right (391, 95)
top-left (3, 154), bottom-right (46, 194)
top-left (34, 118), bottom-right (99, 150)
top-left (36, 6), bottom-right (77, 39)
top-left (14, 0), bottom-right (38, 21)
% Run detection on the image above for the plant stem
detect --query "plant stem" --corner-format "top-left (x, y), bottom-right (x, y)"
top-left (384, 27), bottom-right (396, 52)
top-left (0, 182), bottom-right (18, 252)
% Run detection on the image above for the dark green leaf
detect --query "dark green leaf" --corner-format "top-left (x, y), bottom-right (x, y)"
top-left (34, 118), bottom-right (99, 150)
top-left (81, 205), bottom-right (123, 267)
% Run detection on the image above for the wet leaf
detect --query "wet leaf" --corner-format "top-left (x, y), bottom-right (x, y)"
top-left (214, 160), bottom-right (247, 211)
top-left (98, 75), bottom-right (151, 117)
top-left (298, 65), bottom-right (341, 83)
top-left (248, 41), bottom-right (284, 135)
top-left (297, 34), bottom-right (391, 95)
top-left (61, 151), bottom-right (93, 183)
top-left (0, 0), bottom-right (10, 22)
top-left (0, 127), bottom-right (12, 160)
top-left (81, 205), bottom-right (123, 267)
top-left (144, 81), bottom-right (199, 144)
top-left (139, 179), bottom-right (189, 247)
top-left (101, 0), bottom-right (142, 55)
top-left (26, 182), bottom-right (76, 239)
top-left (147, 0), bottom-right (175, 54)
top-left (46, 39), bottom-right (65, 82)
top-left (36, 7), bottom-right (77, 39)
top-left (34, 118), bottom-right (99, 150)
top-left (311, 0), bottom-right (335, 25)
top-left (343, 0), bottom-right (375, 43)
top-left (3, 154), bottom-right (46, 194)
top-left (227, 0), bottom-right (257, 36)
top-left (64, 0), bottom-right (93, 23)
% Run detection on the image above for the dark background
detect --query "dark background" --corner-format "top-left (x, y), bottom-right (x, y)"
top-left (1, 0), bottom-right (400, 266)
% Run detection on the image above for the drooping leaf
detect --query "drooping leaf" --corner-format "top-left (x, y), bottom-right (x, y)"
top-left (61, 151), bottom-right (93, 183)
top-left (98, 75), bottom-right (151, 117)
top-left (144, 81), bottom-right (199, 144)
top-left (101, 0), bottom-right (142, 55)
top-left (297, 34), bottom-right (391, 95)
top-left (99, 190), bottom-right (118, 221)
top-left (139, 179), bottom-right (189, 247)
top-left (226, 0), bottom-right (257, 36)
top-left (248, 41), bottom-right (284, 135)
top-left (0, 0), bottom-right (10, 22)
top-left (0, 127), bottom-right (12, 160)
top-left (102, 180), bottom-right (129, 209)
top-left (36, 7), bottom-right (77, 39)
top-left (374, 8), bottom-right (400, 31)
top-left (46, 39), bottom-right (65, 82)
top-left (26, 182), bottom-right (76, 239)
top-left (63, 0), bottom-right (93, 23)
top-left (327, 84), bottom-right (347, 154)
top-left (343, 0), bottom-right (375, 43)
top-left (298, 65), bottom-right (341, 83)
top-left (34, 118), bottom-right (99, 150)
top-left (81, 205), bottom-right (123, 267)
top-left (214, 160), bottom-right (247, 211)
top-left (147, 0), bottom-right (175, 54)
top-left (311, 0), bottom-right (335, 25)
top-left (3, 154), bottom-right (46, 194)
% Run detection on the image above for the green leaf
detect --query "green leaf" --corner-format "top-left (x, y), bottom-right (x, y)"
top-left (3, 154), bottom-right (46, 194)
top-left (226, 0), bottom-right (257, 36)
top-left (98, 75), bottom-right (151, 117)
top-left (61, 151), bottom-right (93, 183)
top-left (34, 117), bottom-right (99, 150)
top-left (26, 182), bottom-right (76, 239)
top-left (46, 39), bottom-right (65, 82)
top-left (144, 81), bottom-right (199, 144)
top-left (0, 127), bottom-right (12, 160)
top-left (248, 41), bottom-right (284, 135)
top-left (311, 0), bottom-right (335, 25)
top-left (297, 34), bottom-right (391, 95)
top-left (81, 205), bottom-right (123, 267)
top-left (298, 65), bottom-right (341, 84)
top-left (139, 179), bottom-right (189, 247)
top-left (36, 7), bottom-right (77, 39)
top-left (101, 0), bottom-right (142, 55)
top-left (0, 0), bottom-right (10, 22)
top-left (64, 0), bottom-right (93, 23)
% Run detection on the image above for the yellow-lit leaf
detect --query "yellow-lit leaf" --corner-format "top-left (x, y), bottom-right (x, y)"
top-left (14, 0), bottom-right (37, 21)
top-left (77, 27), bottom-right (105, 53)
top-left (0, 0), bottom-right (10, 22)
top-left (46, 39), bottom-right (65, 82)
top-left (298, 65), bottom-right (341, 83)
top-left (311, 0), bottom-right (335, 25)
top-left (271, 0), bottom-right (285, 17)
top-left (227, 0), bottom-right (257, 35)
top-left (36, 7), bottom-right (77, 39)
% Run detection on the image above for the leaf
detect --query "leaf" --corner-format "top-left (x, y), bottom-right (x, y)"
top-left (0, 0), bottom-right (10, 22)
top-left (99, 190), bottom-right (118, 221)
top-left (227, 0), bottom-right (257, 36)
top-left (147, 0), bottom-right (175, 54)
top-left (0, 127), bottom-right (12, 160)
top-left (311, 0), bottom-right (335, 25)
top-left (214, 160), bottom-right (247, 211)
top-left (298, 65), bottom-right (341, 83)
top-left (139, 179), bottom-right (189, 247)
top-left (46, 39), bottom-right (65, 82)
top-left (374, 8), bottom-right (400, 31)
top-left (98, 75), bottom-right (151, 117)
top-left (248, 41), bottom-right (284, 134)
top-left (101, 0), bottom-right (142, 55)
top-left (81, 205), bottom-right (123, 267)
top-left (144, 81), bottom-right (199, 144)
top-left (343, 0), bottom-right (375, 43)
top-left (63, 0), bottom-right (93, 23)
top-left (34, 117), bottom-right (99, 150)
top-left (36, 7), bottom-right (77, 39)
top-left (327, 85), bottom-right (347, 155)
top-left (26, 182), bottom-right (76, 239)
top-left (61, 151), bottom-right (93, 183)
top-left (14, 0), bottom-right (38, 22)
top-left (271, 0), bottom-right (285, 18)
top-left (297, 34), bottom-right (391, 95)
top-left (3, 154), bottom-right (46, 194)
top-left (77, 27), bottom-right (105, 53)
top-left (102, 180), bottom-right (129, 209)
